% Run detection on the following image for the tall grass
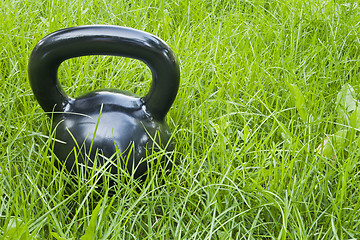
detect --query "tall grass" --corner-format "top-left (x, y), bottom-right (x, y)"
top-left (1, 0), bottom-right (360, 239)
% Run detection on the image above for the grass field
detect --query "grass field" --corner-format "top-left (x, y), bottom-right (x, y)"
top-left (1, 0), bottom-right (360, 239)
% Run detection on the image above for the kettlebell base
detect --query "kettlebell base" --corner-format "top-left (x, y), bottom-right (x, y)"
top-left (51, 91), bottom-right (174, 187)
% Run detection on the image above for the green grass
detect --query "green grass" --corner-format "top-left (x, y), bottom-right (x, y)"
top-left (1, 0), bottom-right (360, 239)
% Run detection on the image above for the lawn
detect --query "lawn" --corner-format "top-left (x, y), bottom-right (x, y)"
top-left (1, 0), bottom-right (360, 239)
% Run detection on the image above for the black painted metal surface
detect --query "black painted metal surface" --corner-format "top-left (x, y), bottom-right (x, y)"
top-left (28, 25), bottom-right (180, 185)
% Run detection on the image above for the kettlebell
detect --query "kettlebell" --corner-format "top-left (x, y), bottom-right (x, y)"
top-left (28, 25), bottom-right (180, 185)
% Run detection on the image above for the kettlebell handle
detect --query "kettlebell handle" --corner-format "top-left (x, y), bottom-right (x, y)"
top-left (28, 25), bottom-right (180, 120)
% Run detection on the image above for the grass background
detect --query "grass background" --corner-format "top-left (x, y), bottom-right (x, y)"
top-left (1, 0), bottom-right (360, 239)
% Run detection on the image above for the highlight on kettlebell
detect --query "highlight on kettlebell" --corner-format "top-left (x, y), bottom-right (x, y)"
top-left (28, 25), bottom-right (180, 188)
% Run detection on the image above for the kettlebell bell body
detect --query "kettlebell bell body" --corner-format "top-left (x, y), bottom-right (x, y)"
top-left (28, 26), bottom-right (180, 183)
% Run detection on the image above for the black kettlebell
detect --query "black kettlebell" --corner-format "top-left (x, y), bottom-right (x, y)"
top-left (28, 25), bottom-right (179, 184)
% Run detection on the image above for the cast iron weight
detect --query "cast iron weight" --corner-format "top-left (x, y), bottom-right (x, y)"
top-left (28, 25), bottom-right (180, 185)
